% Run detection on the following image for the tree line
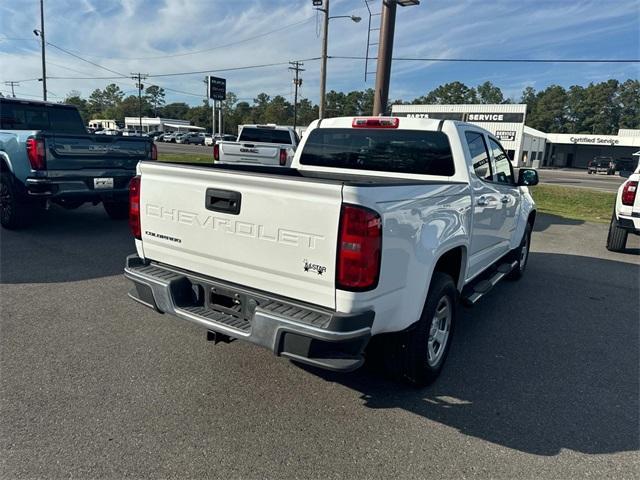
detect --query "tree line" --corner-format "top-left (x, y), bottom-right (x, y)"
top-left (63, 79), bottom-right (639, 135)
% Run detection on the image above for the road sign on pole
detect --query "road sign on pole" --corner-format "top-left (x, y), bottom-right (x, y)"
top-left (208, 76), bottom-right (226, 101)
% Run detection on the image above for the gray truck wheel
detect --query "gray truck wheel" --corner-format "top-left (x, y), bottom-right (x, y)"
top-left (606, 213), bottom-right (628, 252)
top-left (103, 200), bottom-right (129, 220)
top-left (507, 223), bottom-right (532, 280)
top-left (0, 172), bottom-right (33, 230)
top-left (394, 272), bottom-right (457, 386)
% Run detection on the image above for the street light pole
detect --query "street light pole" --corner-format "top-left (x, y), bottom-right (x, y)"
top-left (373, 0), bottom-right (419, 115)
top-left (39, 0), bottom-right (47, 101)
top-left (319, 0), bottom-right (330, 119)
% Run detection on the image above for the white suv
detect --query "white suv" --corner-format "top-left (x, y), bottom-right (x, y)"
top-left (607, 158), bottom-right (640, 252)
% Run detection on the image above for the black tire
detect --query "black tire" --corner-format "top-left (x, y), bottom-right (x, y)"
top-left (606, 213), bottom-right (628, 252)
top-left (0, 172), bottom-right (33, 230)
top-left (507, 222), bottom-right (532, 280)
top-left (588, 170), bottom-right (593, 174)
top-left (103, 200), bottom-right (129, 220)
top-left (387, 272), bottom-right (458, 387)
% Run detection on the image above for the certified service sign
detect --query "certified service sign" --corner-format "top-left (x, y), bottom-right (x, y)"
top-left (495, 130), bottom-right (516, 142)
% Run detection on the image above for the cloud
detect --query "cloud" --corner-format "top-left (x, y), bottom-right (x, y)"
top-left (1, 0), bottom-right (637, 103)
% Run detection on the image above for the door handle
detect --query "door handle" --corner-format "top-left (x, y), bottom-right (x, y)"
top-left (477, 196), bottom-right (489, 206)
top-left (501, 196), bottom-right (510, 204)
top-left (205, 188), bottom-right (242, 215)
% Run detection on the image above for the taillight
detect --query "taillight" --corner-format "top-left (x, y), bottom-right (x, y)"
top-left (337, 205), bottom-right (382, 291)
top-left (279, 148), bottom-right (287, 166)
top-left (150, 142), bottom-right (157, 161)
top-left (621, 180), bottom-right (638, 206)
top-left (352, 117), bottom-right (399, 128)
top-left (129, 176), bottom-right (141, 239)
top-left (213, 142), bottom-right (220, 161)
top-left (26, 138), bottom-right (46, 170)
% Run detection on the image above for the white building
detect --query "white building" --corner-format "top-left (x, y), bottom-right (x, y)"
top-left (543, 130), bottom-right (640, 168)
top-left (88, 119), bottom-right (119, 130)
top-left (124, 117), bottom-right (205, 133)
top-left (391, 103), bottom-right (640, 169)
top-left (392, 104), bottom-right (528, 165)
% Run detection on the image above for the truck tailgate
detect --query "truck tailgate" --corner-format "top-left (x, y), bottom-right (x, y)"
top-left (138, 162), bottom-right (342, 309)
top-left (46, 134), bottom-right (149, 170)
top-left (219, 142), bottom-right (281, 165)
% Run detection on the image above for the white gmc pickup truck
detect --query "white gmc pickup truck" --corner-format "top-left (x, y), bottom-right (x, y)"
top-left (213, 124), bottom-right (298, 166)
top-left (124, 116), bottom-right (539, 385)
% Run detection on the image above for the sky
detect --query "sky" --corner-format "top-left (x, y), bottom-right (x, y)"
top-left (0, 0), bottom-right (638, 105)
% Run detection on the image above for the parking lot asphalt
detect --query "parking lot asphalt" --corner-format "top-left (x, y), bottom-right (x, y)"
top-left (1, 206), bottom-right (638, 479)
top-left (157, 141), bottom-right (211, 155)
top-left (536, 169), bottom-right (626, 193)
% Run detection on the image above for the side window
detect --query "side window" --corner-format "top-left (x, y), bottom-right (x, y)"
top-left (464, 131), bottom-right (492, 181)
top-left (488, 138), bottom-right (514, 184)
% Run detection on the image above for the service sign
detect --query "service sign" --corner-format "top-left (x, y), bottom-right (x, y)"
top-left (495, 130), bottom-right (516, 141)
top-left (208, 76), bottom-right (226, 101)
top-left (395, 110), bottom-right (525, 123)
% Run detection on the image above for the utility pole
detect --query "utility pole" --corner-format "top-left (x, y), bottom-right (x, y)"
top-left (4, 81), bottom-right (20, 98)
top-left (289, 61), bottom-right (304, 129)
top-left (372, 0), bottom-right (419, 115)
top-left (131, 73), bottom-right (148, 133)
top-left (372, 0), bottom-right (396, 115)
top-left (38, 0), bottom-right (47, 101)
top-left (318, 0), bottom-right (329, 119)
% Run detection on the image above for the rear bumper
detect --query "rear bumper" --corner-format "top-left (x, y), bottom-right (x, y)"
top-left (124, 255), bottom-right (374, 372)
top-left (616, 214), bottom-right (640, 233)
top-left (24, 170), bottom-right (135, 200)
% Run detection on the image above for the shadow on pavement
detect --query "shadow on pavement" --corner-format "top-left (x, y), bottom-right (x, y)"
top-left (533, 213), bottom-right (584, 232)
top-left (0, 204), bottom-right (134, 284)
top-left (303, 252), bottom-right (639, 456)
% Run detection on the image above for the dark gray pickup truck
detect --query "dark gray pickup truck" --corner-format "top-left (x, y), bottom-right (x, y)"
top-left (0, 97), bottom-right (155, 229)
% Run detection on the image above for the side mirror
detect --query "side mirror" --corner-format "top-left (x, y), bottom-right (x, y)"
top-left (517, 168), bottom-right (539, 186)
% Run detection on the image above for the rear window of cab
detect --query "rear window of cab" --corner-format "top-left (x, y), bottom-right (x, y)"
top-left (300, 128), bottom-right (455, 176)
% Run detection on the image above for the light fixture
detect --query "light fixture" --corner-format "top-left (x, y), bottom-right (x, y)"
top-left (396, 0), bottom-right (420, 6)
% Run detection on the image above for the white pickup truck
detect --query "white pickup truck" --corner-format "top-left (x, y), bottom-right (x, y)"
top-left (125, 116), bottom-right (539, 385)
top-left (213, 124), bottom-right (298, 166)
top-left (606, 159), bottom-right (639, 252)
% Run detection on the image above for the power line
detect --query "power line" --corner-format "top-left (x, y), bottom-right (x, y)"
top-left (45, 41), bottom-right (128, 77)
top-left (44, 57), bottom-right (322, 81)
top-left (330, 55), bottom-right (640, 63)
top-left (146, 58), bottom-right (321, 78)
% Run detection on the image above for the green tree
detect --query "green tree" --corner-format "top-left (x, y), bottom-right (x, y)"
top-left (145, 85), bottom-right (165, 116)
top-left (422, 81), bottom-right (477, 104)
top-left (264, 95), bottom-right (292, 125)
top-left (63, 90), bottom-right (90, 123)
top-left (528, 85), bottom-right (568, 132)
top-left (252, 93), bottom-right (271, 123)
top-left (617, 79), bottom-right (640, 129)
top-left (476, 81), bottom-right (504, 104)
top-left (88, 88), bottom-right (107, 116)
top-left (296, 98), bottom-right (318, 126)
top-left (159, 102), bottom-right (190, 119)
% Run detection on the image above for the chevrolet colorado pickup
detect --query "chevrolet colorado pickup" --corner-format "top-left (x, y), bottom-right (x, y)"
top-left (606, 159), bottom-right (639, 252)
top-left (0, 98), bottom-right (155, 229)
top-left (124, 116), bottom-right (539, 385)
top-left (213, 124), bottom-right (298, 166)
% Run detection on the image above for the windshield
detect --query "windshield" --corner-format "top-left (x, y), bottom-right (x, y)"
top-left (239, 127), bottom-right (292, 144)
top-left (299, 128), bottom-right (455, 176)
top-left (0, 101), bottom-right (86, 134)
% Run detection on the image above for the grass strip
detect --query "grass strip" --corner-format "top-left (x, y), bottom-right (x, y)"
top-left (530, 185), bottom-right (615, 224)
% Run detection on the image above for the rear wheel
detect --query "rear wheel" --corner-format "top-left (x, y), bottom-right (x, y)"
top-left (0, 172), bottom-right (33, 230)
top-left (388, 272), bottom-right (458, 387)
top-left (606, 213), bottom-right (628, 252)
top-left (103, 200), bottom-right (129, 220)
top-left (507, 223), bottom-right (532, 280)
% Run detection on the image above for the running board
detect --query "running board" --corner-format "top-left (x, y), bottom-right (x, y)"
top-left (462, 260), bottom-right (518, 305)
